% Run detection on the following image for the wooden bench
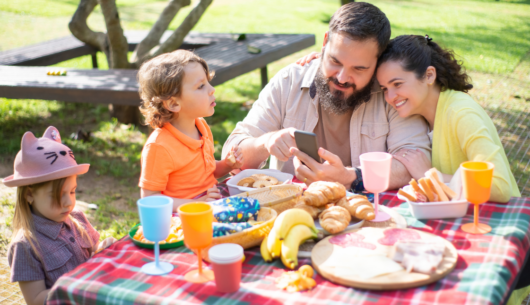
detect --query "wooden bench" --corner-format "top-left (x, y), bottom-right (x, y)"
top-left (0, 32), bottom-right (315, 106)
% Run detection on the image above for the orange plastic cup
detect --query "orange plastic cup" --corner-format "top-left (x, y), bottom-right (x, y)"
top-left (178, 202), bottom-right (213, 249)
top-left (177, 202), bottom-right (215, 283)
top-left (460, 161), bottom-right (494, 234)
top-left (461, 161), bottom-right (494, 205)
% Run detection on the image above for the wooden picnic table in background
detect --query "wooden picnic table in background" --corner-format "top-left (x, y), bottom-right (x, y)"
top-left (0, 32), bottom-right (315, 106)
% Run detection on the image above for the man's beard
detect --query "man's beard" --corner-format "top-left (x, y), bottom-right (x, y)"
top-left (314, 68), bottom-right (374, 115)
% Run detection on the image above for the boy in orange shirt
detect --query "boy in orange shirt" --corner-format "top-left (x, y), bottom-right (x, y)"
top-left (138, 50), bottom-right (243, 211)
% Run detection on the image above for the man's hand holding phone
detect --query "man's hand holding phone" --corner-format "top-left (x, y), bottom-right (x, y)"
top-left (264, 127), bottom-right (297, 162)
top-left (291, 146), bottom-right (357, 188)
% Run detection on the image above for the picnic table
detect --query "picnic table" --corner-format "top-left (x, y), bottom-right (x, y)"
top-left (46, 192), bottom-right (530, 305)
top-left (0, 32), bottom-right (315, 105)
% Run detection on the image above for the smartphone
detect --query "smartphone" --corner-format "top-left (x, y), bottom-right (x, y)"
top-left (294, 130), bottom-right (322, 163)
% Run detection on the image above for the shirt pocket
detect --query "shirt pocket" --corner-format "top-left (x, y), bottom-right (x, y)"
top-left (43, 245), bottom-right (73, 285)
top-left (360, 123), bottom-right (389, 152)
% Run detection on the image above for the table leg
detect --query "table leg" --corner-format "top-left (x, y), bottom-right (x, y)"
top-left (91, 53), bottom-right (98, 69)
top-left (261, 66), bottom-right (268, 89)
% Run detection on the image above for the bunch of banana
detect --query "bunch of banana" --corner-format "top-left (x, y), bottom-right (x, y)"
top-left (260, 209), bottom-right (318, 269)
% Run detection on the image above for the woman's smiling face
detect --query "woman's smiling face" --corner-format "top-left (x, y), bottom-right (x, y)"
top-left (376, 60), bottom-right (431, 118)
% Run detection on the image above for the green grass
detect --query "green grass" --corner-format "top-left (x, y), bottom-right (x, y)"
top-left (0, 0), bottom-right (529, 244)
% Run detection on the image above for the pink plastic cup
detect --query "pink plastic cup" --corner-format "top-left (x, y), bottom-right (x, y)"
top-left (208, 243), bottom-right (244, 293)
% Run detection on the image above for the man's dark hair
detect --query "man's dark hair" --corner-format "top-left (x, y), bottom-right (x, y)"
top-left (328, 2), bottom-right (391, 57)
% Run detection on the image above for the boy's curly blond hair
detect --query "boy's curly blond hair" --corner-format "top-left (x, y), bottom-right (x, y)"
top-left (138, 50), bottom-right (214, 129)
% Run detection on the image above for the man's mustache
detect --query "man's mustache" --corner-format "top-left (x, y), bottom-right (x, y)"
top-left (329, 76), bottom-right (356, 90)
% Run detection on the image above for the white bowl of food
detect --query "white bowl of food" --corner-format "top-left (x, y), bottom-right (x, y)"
top-left (397, 170), bottom-right (468, 220)
top-left (398, 185), bottom-right (469, 220)
top-left (226, 169), bottom-right (294, 196)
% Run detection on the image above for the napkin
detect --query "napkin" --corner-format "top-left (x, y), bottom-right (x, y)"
top-left (213, 222), bottom-right (253, 237)
top-left (211, 197), bottom-right (260, 223)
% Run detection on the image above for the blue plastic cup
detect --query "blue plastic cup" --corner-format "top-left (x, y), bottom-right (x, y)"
top-left (137, 195), bottom-right (174, 275)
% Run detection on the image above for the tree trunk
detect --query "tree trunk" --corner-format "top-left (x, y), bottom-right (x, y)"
top-left (70, 0), bottom-right (212, 125)
top-left (340, 0), bottom-right (354, 5)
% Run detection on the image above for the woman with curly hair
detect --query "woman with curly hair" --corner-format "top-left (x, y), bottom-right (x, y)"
top-left (375, 35), bottom-right (519, 203)
top-left (298, 35), bottom-right (520, 203)
top-left (137, 50), bottom-right (243, 211)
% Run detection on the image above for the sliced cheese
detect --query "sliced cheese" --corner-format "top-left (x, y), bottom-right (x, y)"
top-left (334, 255), bottom-right (404, 280)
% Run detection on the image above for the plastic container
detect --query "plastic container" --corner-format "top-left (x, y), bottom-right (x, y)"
top-left (226, 169), bottom-right (293, 196)
top-left (208, 243), bottom-right (244, 293)
top-left (398, 185), bottom-right (469, 220)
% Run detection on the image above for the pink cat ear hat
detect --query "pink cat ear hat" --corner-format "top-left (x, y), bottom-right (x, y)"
top-left (2, 126), bottom-right (90, 188)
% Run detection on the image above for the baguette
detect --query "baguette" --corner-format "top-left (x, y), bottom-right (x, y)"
top-left (427, 169), bottom-right (456, 200)
top-left (418, 178), bottom-right (435, 202)
top-left (398, 189), bottom-right (417, 202)
top-left (426, 177), bottom-right (449, 202)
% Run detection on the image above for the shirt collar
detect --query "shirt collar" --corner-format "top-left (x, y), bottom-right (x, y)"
top-left (32, 211), bottom-right (71, 240)
top-left (163, 118), bottom-right (209, 150)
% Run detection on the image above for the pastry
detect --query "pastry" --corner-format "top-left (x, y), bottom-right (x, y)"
top-left (252, 174), bottom-right (279, 185)
top-left (337, 195), bottom-right (375, 220)
top-left (302, 181), bottom-right (346, 207)
top-left (293, 203), bottom-right (322, 219)
top-left (227, 150), bottom-right (236, 165)
top-left (319, 206), bottom-right (351, 234)
top-left (237, 177), bottom-right (256, 187)
top-left (253, 180), bottom-right (273, 188)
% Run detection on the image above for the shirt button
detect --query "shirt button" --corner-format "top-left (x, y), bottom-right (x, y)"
top-left (70, 237), bottom-right (75, 243)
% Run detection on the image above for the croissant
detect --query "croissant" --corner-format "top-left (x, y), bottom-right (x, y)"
top-left (336, 195), bottom-right (375, 221)
top-left (302, 181), bottom-right (346, 207)
top-left (319, 206), bottom-right (351, 234)
top-left (293, 203), bottom-right (322, 219)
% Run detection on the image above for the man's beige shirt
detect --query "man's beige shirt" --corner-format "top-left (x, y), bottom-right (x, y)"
top-left (222, 59), bottom-right (431, 175)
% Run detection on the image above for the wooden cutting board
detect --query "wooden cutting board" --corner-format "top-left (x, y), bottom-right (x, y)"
top-left (298, 205), bottom-right (407, 257)
top-left (311, 227), bottom-right (458, 290)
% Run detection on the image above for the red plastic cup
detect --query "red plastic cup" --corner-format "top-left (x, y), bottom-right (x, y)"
top-left (208, 243), bottom-right (243, 293)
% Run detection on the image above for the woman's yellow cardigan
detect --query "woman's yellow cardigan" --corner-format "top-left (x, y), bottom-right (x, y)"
top-left (432, 89), bottom-right (521, 203)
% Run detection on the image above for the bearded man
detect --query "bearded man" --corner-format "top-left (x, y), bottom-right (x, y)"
top-left (222, 2), bottom-right (430, 191)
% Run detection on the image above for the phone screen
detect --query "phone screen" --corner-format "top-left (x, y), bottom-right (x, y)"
top-left (294, 130), bottom-right (321, 163)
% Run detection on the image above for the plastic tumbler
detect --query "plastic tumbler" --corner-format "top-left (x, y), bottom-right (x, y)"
top-left (208, 244), bottom-right (244, 293)
top-left (137, 195), bottom-right (174, 275)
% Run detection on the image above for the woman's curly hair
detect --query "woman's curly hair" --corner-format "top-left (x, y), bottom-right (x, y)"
top-left (378, 35), bottom-right (473, 93)
top-left (138, 50), bottom-right (215, 129)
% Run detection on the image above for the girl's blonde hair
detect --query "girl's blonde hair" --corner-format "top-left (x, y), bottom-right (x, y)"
top-left (138, 50), bottom-right (215, 129)
top-left (8, 177), bottom-right (94, 260)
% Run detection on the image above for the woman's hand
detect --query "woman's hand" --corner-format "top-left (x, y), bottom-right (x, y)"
top-left (295, 51), bottom-right (321, 66)
top-left (199, 186), bottom-right (221, 202)
top-left (225, 146), bottom-right (243, 169)
top-left (393, 148), bottom-right (432, 181)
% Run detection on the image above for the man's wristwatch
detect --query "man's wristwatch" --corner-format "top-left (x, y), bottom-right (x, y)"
top-left (349, 167), bottom-right (364, 192)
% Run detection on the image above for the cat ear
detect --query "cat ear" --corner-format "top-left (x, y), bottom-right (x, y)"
top-left (43, 126), bottom-right (62, 143)
top-left (21, 131), bottom-right (38, 152)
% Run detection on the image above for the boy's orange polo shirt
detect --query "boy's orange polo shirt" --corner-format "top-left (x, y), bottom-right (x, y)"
top-left (139, 118), bottom-right (217, 199)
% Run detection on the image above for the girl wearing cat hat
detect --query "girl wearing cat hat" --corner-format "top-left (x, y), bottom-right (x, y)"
top-left (4, 126), bottom-right (116, 305)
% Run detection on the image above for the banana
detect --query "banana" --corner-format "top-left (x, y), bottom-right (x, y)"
top-left (276, 209), bottom-right (317, 240)
top-left (266, 227), bottom-right (282, 258)
top-left (280, 224), bottom-right (317, 269)
top-left (260, 234), bottom-right (273, 262)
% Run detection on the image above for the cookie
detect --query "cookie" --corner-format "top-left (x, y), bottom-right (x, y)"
top-left (237, 177), bottom-right (257, 187)
top-left (252, 174), bottom-right (279, 185)
top-left (253, 180), bottom-right (273, 188)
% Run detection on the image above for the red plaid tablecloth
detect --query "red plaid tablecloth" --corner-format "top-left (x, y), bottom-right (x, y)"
top-left (47, 193), bottom-right (530, 305)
